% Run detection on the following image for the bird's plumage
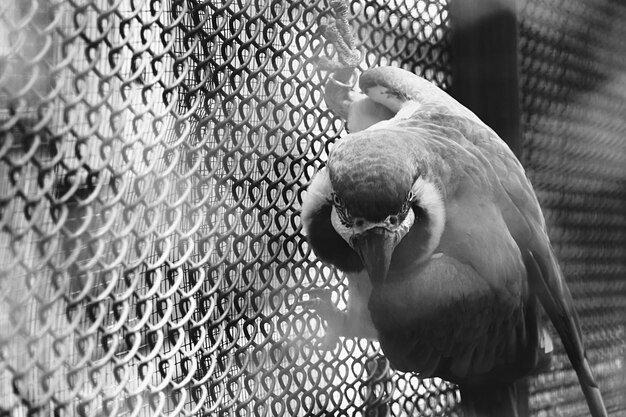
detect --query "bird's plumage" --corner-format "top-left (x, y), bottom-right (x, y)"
top-left (301, 66), bottom-right (607, 417)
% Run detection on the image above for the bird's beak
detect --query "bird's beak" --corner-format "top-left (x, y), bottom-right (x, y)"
top-left (351, 227), bottom-right (398, 285)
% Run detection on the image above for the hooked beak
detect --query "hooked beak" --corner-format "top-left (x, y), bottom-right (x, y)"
top-left (351, 227), bottom-right (399, 285)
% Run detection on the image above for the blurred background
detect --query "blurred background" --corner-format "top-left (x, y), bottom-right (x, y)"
top-left (0, 0), bottom-right (624, 415)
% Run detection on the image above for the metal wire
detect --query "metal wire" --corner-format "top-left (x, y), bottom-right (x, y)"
top-left (2, 0), bottom-right (625, 416)
top-left (0, 0), bottom-right (455, 415)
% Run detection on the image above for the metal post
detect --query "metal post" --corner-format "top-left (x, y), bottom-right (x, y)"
top-left (449, 0), bottom-right (522, 157)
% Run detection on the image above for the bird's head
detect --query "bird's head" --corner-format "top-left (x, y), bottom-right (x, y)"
top-left (302, 129), bottom-right (446, 286)
top-left (328, 187), bottom-right (416, 286)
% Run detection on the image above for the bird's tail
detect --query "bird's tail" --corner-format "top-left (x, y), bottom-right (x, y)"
top-left (459, 380), bottom-right (528, 417)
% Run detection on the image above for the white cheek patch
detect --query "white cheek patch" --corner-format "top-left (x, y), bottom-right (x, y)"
top-left (301, 167), bottom-right (333, 237)
top-left (411, 177), bottom-right (446, 258)
top-left (305, 167), bottom-right (332, 201)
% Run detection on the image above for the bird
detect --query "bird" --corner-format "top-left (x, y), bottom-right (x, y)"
top-left (300, 66), bottom-right (607, 417)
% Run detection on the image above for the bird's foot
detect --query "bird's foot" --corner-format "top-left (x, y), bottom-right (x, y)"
top-left (316, 0), bottom-right (361, 81)
top-left (299, 288), bottom-right (346, 350)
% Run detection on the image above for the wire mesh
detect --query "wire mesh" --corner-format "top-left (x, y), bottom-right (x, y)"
top-left (2, 0), bottom-right (625, 416)
top-left (0, 0), bottom-right (458, 415)
top-left (518, 0), bottom-right (626, 415)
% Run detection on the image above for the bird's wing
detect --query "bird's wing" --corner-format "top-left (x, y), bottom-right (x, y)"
top-left (429, 115), bottom-right (605, 415)
top-left (328, 66), bottom-right (482, 133)
top-left (358, 66), bottom-right (483, 126)
top-left (390, 80), bottom-right (606, 414)
top-left (324, 75), bottom-right (395, 133)
top-left (455, 118), bottom-right (607, 417)
top-left (522, 246), bottom-right (607, 417)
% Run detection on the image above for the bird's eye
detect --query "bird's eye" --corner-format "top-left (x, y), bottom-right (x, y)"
top-left (355, 218), bottom-right (364, 227)
top-left (401, 191), bottom-right (415, 213)
top-left (388, 215), bottom-right (398, 225)
top-left (332, 193), bottom-right (344, 208)
top-left (332, 194), bottom-right (352, 226)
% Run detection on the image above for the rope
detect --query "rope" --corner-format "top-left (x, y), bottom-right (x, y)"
top-left (317, 0), bottom-right (362, 83)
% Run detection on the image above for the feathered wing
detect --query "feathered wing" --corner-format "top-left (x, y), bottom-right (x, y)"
top-left (523, 247), bottom-right (607, 417)
top-left (358, 66), bottom-right (484, 125)
top-left (336, 66), bottom-right (482, 133)
top-left (455, 113), bottom-right (608, 417)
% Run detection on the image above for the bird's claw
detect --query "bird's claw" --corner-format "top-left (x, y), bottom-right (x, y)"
top-left (316, 0), bottom-right (361, 82)
top-left (299, 289), bottom-right (346, 350)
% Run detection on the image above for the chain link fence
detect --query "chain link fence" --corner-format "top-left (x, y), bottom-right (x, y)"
top-left (0, 0), bottom-right (624, 416)
top-left (0, 0), bottom-right (458, 415)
